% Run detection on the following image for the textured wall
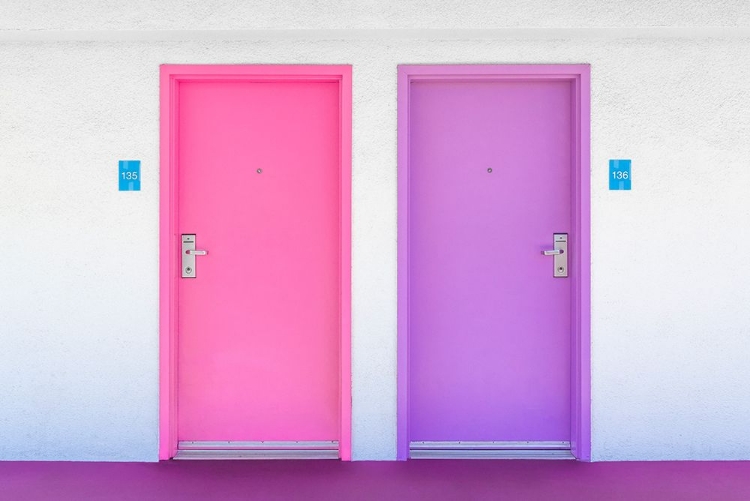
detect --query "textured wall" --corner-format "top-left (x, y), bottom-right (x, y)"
top-left (1, 2), bottom-right (749, 461)
top-left (2, 0), bottom-right (749, 30)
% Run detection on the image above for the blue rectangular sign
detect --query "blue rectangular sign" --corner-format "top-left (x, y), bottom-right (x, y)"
top-left (119, 160), bottom-right (141, 191)
top-left (609, 159), bottom-right (631, 190)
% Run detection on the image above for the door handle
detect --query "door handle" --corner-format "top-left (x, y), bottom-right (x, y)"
top-left (182, 234), bottom-right (208, 278)
top-left (542, 233), bottom-right (568, 278)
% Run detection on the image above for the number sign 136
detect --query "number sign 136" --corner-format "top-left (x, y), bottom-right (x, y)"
top-left (609, 159), bottom-right (631, 191)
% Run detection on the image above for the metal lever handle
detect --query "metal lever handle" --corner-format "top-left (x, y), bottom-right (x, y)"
top-left (186, 249), bottom-right (208, 256)
top-left (542, 249), bottom-right (564, 256)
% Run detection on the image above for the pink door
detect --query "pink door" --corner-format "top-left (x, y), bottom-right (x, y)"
top-left (174, 74), bottom-right (344, 459)
top-left (407, 76), bottom-right (574, 458)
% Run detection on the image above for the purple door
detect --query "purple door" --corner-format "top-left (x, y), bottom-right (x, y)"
top-left (408, 78), bottom-right (573, 458)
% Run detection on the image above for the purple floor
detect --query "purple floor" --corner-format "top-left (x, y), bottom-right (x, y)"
top-left (1, 460), bottom-right (749, 500)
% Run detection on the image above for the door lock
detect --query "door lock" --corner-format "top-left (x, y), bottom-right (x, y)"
top-left (182, 234), bottom-right (208, 278)
top-left (541, 233), bottom-right (568, 278)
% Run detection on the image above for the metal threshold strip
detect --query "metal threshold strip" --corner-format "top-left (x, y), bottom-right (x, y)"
top-left (410, 441), bottom-right (575, 460)
top-left (175, 441), bottom-right (339, 460)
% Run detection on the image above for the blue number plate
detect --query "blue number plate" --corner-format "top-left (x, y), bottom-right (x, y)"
top-left (119, 160), bottom-right (141, 191)
top-left (609, 159), bottom-right (631, 190)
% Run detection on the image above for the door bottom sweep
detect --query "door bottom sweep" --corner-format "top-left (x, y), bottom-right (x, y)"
top-left (175, 441), bottom-right (339, 460)
top-left (409, 441), bottom-right (574, 460)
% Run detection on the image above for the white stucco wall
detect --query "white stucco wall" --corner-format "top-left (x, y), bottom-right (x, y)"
top-left (1, 1), bottom-right (749, 461)
top-left (2, 0), bottom-right (749, 30)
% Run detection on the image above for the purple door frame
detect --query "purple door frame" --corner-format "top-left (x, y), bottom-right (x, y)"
top-left (397, 64), bottom-right (591, 460)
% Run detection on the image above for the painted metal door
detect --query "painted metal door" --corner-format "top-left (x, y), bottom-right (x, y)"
top-left (408, 79), bottom-right (573, 456)
top-left (176, 79), bottom-right (341, 457)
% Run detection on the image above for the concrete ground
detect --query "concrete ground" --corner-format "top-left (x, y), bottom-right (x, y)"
top-left (2, 459), bottom-right (749, 500)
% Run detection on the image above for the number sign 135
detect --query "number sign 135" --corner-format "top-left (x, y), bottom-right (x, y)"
top-left (119, 160), bottom-right (141, 191)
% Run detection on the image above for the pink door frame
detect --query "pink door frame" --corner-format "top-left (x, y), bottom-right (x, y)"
top-left (397, 64), bottom-right (591, 460)
top-left (159, 64), bottom-right (352, 460)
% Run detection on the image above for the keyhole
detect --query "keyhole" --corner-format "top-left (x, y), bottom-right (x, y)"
top-left (487, 168), bottom-right (493, 173)
top-left (256, 169), bottom-right (262, 174)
